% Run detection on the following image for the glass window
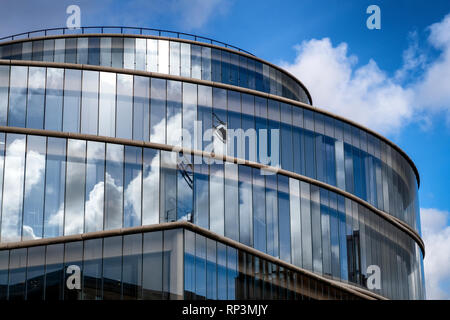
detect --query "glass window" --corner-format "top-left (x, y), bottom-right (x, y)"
top-left (166, 80), bottom-right (182, 146)
top-left (210, 163), bottom-right (224, 236)
top-left (227, 90), bottom-right (241, 158)
top-left (206, 238), bottom-right (217, 300)
top-left (135, 38), bottom-right (146, 71)
top-left (201, 46), bottom-right (211, 81)
top-left (82, 238), bottom-right (103, 300)
top-left (0, 65), bottom-right (9, 126)
top-left (0, 251), bottom-right (9, 300)
top-left (160, 151), bottom-right (177, 223)
top-left (300, 181), bottom-right (312, 271)
top-left (124, 146), bottom-right (142, 228)
top-left (105, 143), bottom-right (124, 230)
top-left (278, 175), bottom-right (291, 263)
top-left (184, 230), bottom-right (195, 299)
top-left (280, 103), bottom-right (293, 172)
top-left (116, 74), bottom-right (133, 139)
top-left (85, 141), bottom-right (105, 233)
top-left (45, 68), bottom-right (64, 131)
top-left (253, 168), bottom-right (266, 253)
top-left (26, 67), bottom-right (46, 129)
top-left (122, 234), bottom-right (142, 300)
top-left (158, 40), bottom-right (169, 74)
top-left (195, 233), bottom-right (207, 299)
top-left (180, 43), bottom-right (191, 78)
top-left (64, 241), bottom-right (83, 300)
top-left (44, 243), bottom-right (64, 300)
top-left (111, 37), bottom-right (123, 68)
top-left (102, 236), bottom-right (122, 300)
top-left (63, 69), bottom-right (82, 133)
top-left (8, 66), bottom-right (28, 127)
top-left (191, 45), bottom-right (201, 79)
top-left (163, 229), bottom-right (183, 300)
top-left (239, 165), bottom-right (253, 246)
top-left (80, 70), bottom-right (99, 135)
top-left (142, 148), bottom-right (160, 225)
top-left (44, 138), bottom-right (66, 238)
top-left (169, 41), bottom-right (180, 76)
top-left (193, 162), bottom-right (208, 228)
top-left (133, 76), bottom-right (150, 141)
top-left (26, 246), bottom-right (45, 300)
top-left (65, 139), bottom-right (86, 236)
top-left (239, 55), bottom-right (248, 88)
top-left (98, 72), bottom-right (116, 137)
top-left (77, 37), bottom-right (89, 64)
top-left (227, 246), bottom-right (238, 299)
top-left (146, 39), bottom-right (158, 72)
top-left (224, 162), bottom-right (239, 241)
top-left (1, 134), bottom-right (26, 242)
top-left (42, 39), bottom-right (53, 62)
top-left (289, 178), bottom-right (302, 267)
top-left (150, 78), bottom-right (166, 144)
top-left (22, 135), bottom-right (46, 240)
top-left (100, 37), bottom-right (112, 67)
top-left (54, 39), bottom-right (65, 63)
top-left (8, 248), bottom-right (27, 300)
top-left (311, 185), bottom-right (322, 274)
top-left (329, 192), bottom-right (341, 279)
top-left (182, 82), bottom-right (197, 149)
top-left (88, 37), bottom-right (100, 65)
top-left (217, 242), bottom-right (227, 300)
top-left (266, 173), bottom-right (278, 258)
top-left (229, 53), bottom-right (239, 86)
top-left (211, 48), bottom-right (221, 84)
top-left (143, 231), bottom-right (163, 299)
top-left (65, 38), bottom-right (77, 63)
top-left (123, 38), bottom-right (135, 69)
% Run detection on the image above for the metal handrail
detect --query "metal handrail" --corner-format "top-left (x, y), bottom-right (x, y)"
top-left (0, 26), bottom-right (254, 56)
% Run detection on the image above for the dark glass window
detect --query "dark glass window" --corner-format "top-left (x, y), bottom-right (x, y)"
top-left (64, 241), bottom-right (83, 300)
top-left (122, 234), bottom-right (142, 300)
top-left (102, 236), bottom-right (122, 300)
top-left (45, 243), bottom-right (64, 300)
top-left (142, 231), bottom-right (163, 299)
top-left (82, 238), bottom-right (103, 300)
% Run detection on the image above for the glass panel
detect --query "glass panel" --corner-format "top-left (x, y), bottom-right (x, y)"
top-left (150, 78), bottom-right (166, 144)
top-left (146, 39), bottom-right (158, 72)
top-left (0, 251), bottom-right (9, 300)
top-left (111, 37), bottom-right (123, 68)
top-left (266, 173), bottom-right (278, 258)
top-left (191, 45), bottom-right (201, 79)
top-left (193, 161), bottom-right (207, 228)
top-left (163, 229), bottom-right (183, 300)
top-left (160, 150), bottom-right (177, 223)
top-left (224, 162), bottom-right (239, 241)
top-left (65, 139), bottom-right (86, 235)
top-left (135, 38), bottom-right (146, 71)
top-left (278, 175), bottom-right (291, 263)
top-left (209, 163), bottom-right (224, 235)
top-left (116, 74), bottom-right (133, 139)
top-left (195, 233), bottom-right (206, 299)
top-left (65, 38), bottom-right (77, 63)
top-left (239, 165), bottom-right (253, 246)
top-left (22, 135), bottom-right (46, 240)
top-left (123, 38), bottom-right (135, 69)
top-left (100, 37), bottom-right (112, 67)
top-left (206, 238), bottom-right (217, 300)
top-left (85, 141), bottom-right (105, 233)
top-left (44, 243), bottom-right (64, 300)
top-left (180, 43), bottom-right (191, 78)
top-left (320, 189), bottom-right (331, 276)
top-left (82, 238), bottom-right (103, 300)
top-left (98, 72), bottom-right (116, 137)
top-left (158, 40), bottom-right (169, 74)
top-left (26, 246), bottom-right (45, 300)
top-left (201, 46), bottom-right (211, 81)
top-left (289, 178), bottom-right (302, 267)
top-left (8, 248), bottom-right (27, 300)
top-left (0, 65), bottom-right (9, 126)
top-left (1, 134), bottom-right (26, 242)
top-left (166, 80), bottom-right (182, 146)
top-left (133, 76), bottom-right (150, 141)
top-left (42, 39), bottom-right (54, 62)
top-left (311, 185), bottom-right (322, 273)
top-left (102, 236), bottom-right (122, 300)
top-left (44, 138), bottom-right (66, 238)
top-left (169, 41), bottom-right (180, 76)
top-left (44, 68), bottom-right (64, 131)
top-left (105, 143), bottom-right (124, 230)
top-left (300, 181), bottom-right (312, 270)
top-left (253, 167), bottom-right (266, 253)
top-left (54, 39), bottom-right (65, 63)
top-left (77, 37), bottom-right (88, 64)
top-left (8, 65), bottom-right (28, 127)
top-left (184, 230), bottom-right (195, 299)
top-left (80, 70), bottom-right (99, 135)
top-left (88, 37), bottom-right (100, 65)
top-left (122, 234), bottom-right (142, 300)
top-left (217, 242), bottom-right (227, 300)
top-left (142, 148), bottom-right (160, 225)
top-left (143, 231), bottom-right (163, 299)
top-left (182, 82), bottom-right (197, 149)
top-left (26, 67), bottom-right (46, 129)
top-left (63, 69), bottom-right (82, 133)
top-left (124, 146), bottom-right (142, 228)
top-left (64, 241), bottom-right (82, 300)
top-left (227, 246), bottom-right (238, 299)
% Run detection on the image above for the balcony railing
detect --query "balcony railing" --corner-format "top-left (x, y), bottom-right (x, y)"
top-left (0, 26), bottom-right (254, 56)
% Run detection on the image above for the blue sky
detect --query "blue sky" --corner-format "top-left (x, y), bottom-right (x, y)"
top-left (1, 0), bottom-right (449, 299)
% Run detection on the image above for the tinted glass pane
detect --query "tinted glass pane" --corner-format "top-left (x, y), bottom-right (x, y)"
top-left (98, 72), bottom-right (116, 137)
top-left (80, 70), bottom-right (99, 135)
top-left (163, 229), bottom-right (183, 300)
top-left (105, 143), bottom-right (124, 230)
top-left (142, 231), bottom-right (163, 299)
top-left (8, 66), bottom-right (27, 127)
top-left (45, 68), bottom-right (64, 131)
top-left (124, 146), bottom-right (142, 227)
top-left (63, 69), bottom-right (82, 133)
top-left (116, 74), bottom-right (133, 139)
top-left (26, 246), bottom-right (46, 300)
top-left (142, 148), bottom-right (160, 225)
top-left (26, 67), bottom-right (46, 129)
top-left (82, 238), bottom-right (103, 300)
top-left (44, 243), bottom-right (64, 300)
top-left (8, 248), bottom-right (27, 300)
top-left (64, 241), bottom-right (83, 300)
top-left (103, 236), bottom-right (122, 300)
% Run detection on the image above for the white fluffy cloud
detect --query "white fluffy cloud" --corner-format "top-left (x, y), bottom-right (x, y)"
top-left (281, 13), bottom-right (450, 135)
top-left (421, 208), bottom-right (450, 300)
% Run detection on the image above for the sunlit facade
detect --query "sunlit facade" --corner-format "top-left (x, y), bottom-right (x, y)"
top-left (0, 28), bottom-right (425, 300)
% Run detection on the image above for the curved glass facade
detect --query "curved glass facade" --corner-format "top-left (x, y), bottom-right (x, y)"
top-left (0, 65), bottom-right (420, 233)
top-left (0, 36), bottom-right (311, 104)
top-left (0, 31), bottom-right (425, 300)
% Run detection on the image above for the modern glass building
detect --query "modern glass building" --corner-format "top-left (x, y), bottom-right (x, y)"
top-left (0, 27), bottom-right (425, 300)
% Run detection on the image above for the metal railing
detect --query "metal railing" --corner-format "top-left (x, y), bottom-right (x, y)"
top-left (0, 26), bottom-right (254, 56)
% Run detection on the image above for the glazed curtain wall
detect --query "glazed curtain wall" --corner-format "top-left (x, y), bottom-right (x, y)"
top-left (0, 133), bottom-right (425, 299)
top-left (0, 65), bottom-right (420, 233)
top-left (0, 228), bottom-right (361, 301)
top-left (0, 36), bottom-right (310, 104)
